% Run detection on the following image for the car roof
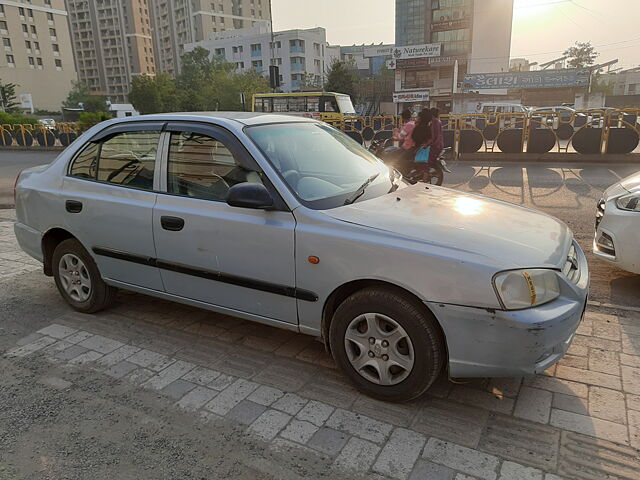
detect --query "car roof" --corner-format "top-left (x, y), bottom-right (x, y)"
top-left (104, 112), bottom-right (318, 127)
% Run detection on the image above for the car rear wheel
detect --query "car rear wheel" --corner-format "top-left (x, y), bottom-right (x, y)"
top-left (329, 287), bottom-right (445, 402)
top-left (52, 238), bottom-right (116, 313)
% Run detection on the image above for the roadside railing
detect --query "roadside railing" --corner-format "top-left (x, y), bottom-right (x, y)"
top-left (1, 109), bottom-right (638, 155)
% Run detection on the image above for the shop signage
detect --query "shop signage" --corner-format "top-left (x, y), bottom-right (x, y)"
top-left (463, 68), bottom-right (591, 90)
top-left (392, 43), bottom-right (442, 60)
top-left (431, 18), bottom-right (472, 32)
top-left (393, 91), bottom-right (430, 103)
top-left (363, 45), bottom-right (395, 58)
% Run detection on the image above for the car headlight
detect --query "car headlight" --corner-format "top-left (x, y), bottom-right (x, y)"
top-left (615, 193), bottom-right (640, 212)
top-left (493, 269), bottom-right (560, 310)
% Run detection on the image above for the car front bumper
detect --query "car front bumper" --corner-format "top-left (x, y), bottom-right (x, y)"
top-left (593, 198), bottom-right (640, 274)
top-left (427, 242), bottom-right (589, 378)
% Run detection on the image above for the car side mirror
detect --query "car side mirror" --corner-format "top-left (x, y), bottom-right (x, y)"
top-left (226, 183), bottom-right (274, 209)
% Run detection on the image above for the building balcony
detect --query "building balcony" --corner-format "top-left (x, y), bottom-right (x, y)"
top-left (291, 63), bottom-right (305, 72)
top-left (290, 45), bottom-right (304, 54)
top-left (251, 50), bottom-right (262, 57)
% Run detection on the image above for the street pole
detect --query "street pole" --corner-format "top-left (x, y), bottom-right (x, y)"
top-left (269, 0), bottom-right (276, 93)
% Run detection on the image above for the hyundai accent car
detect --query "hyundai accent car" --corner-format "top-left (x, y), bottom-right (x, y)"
top-left (594, 171), bottom-right (640, 274)
top-left (14, 113), bottom-right (589, 402)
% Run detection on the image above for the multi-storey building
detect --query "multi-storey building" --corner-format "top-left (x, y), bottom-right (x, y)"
top-left (394, 0), bottom-right (514, 112)
top-left (0, 0), bottom-right (76, 111)
top-left (151, 0), bottom-right (271, 75)
top-left (184, 24), bottom-right (340, 93)
top-left (65, 0), bottom-right (156, 103)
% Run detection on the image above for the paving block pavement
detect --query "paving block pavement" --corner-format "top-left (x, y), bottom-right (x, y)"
top-left (2, 214), bottom-right (640, 479)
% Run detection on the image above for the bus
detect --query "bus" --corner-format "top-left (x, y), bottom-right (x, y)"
top-left (252, 92), bottom-right (356, 122)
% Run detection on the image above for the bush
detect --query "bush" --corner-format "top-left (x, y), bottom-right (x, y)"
top-left (78, 112), bottom-right (112, 130)
top-left (0, 111), bottom-right (40, 125)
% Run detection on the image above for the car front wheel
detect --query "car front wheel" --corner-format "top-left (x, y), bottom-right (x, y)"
top-left (329, 287), bottom-right (445, 402)
top-left (52, 238), bottom-right (116, 313)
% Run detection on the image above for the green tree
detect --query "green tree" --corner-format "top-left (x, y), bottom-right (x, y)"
top-left (563, 41), bottom-right (599, 68)
top-left (324, 59), bottom-right (358, 99)
top-left (129, 73), bottom-right (180, 114)
top-left (0, 80), bottom-right (21, 113)
top-left (300, 73), bottom-right (321, 91)
top-left (63, 80), bottom-right (108, 112)
top-left (591, 74), bottom-right (614, 95)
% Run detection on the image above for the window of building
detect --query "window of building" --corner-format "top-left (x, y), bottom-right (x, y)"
top-left (6, 54), bottom-right (14, 65)
top-left (30, 25), bottom-right (37, 34)
top-left (214, 47), bottom-right (225, 57)
top-left (50, 28), bottom-right (57, 37)
top-left (47, 12), bottom-right (54, 21)
top-left (629, 84), bottom-right (638, 94)
top-left (19, 7), bottom-right (25, 16)
top-left (250, 43), bottom-right (261, 55)
top-left (52, 43), bottom-right (59, 52)
top-left (167, 131), bottom-right (257, 202)
top-left (22, 24), bottom-right (28, 33)
top-left (55, 59), bottom-right (62, 69)
top-left (0, 21), bottom-right (6, 31)
top-left (2, 38), bottom-right (10, 48)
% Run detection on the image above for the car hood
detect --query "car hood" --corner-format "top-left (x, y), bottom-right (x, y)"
top-left (621, 171), bottom-right (640, 193)
top-left (324, 185), bottom-right (572, 270)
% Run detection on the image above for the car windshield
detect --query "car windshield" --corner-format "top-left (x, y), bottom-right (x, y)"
top-left (246, 122), bottom-right (394, 210)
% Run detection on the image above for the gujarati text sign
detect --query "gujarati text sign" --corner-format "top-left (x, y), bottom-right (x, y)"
top-left (463, 69), bottom-right (591, 90)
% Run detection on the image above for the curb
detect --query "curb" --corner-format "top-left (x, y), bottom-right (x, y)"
top-left (587, 300), bottom-right (640, 314)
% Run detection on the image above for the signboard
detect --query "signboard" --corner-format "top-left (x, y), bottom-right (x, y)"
top-left (392, 43), bottom-right (442, 61)
top-left (431, 18), bottom-right (472, 32)
top-left (385, 59), bottom-right (397, 70)
top-left (363, 45), bottom-right (394, 58)
top-left (397, 57), bottom-right (431, 69)
top-left (429, 55), bottom-right (467, 66)
top-left (19, 93), bottom-right (33, 113)
top-left (463, 68), bottom-right (591, 90)
top-left (393, 91), bottom-right (430, 103)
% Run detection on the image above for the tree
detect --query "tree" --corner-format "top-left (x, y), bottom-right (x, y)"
top-left (563, 41), bottom-right (599, 68)
top-left (300, 73), bottom-right (322, 91)
top-left (129, 73), bottom-right (180, 114)
top-left (0, 80), bottom-right (20, 113)
top-left (324, 59), bottom-right (358, 99)
top-left (591, 74), bottom-right (614, 95)
top-left (62, 80), bottom-right (108, 112)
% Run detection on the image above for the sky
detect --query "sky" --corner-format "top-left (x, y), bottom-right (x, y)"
top-left (271, 0), bottom-right (640, 71)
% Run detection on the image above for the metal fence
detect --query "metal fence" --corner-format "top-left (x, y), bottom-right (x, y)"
top-left (1, 109), bottom-right (639, 155)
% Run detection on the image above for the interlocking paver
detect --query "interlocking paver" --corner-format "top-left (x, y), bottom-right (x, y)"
top-left (6, 336), bottom-right (57, 357)
top-left (143, 360), bottom-right (195, 390)
top-left (78, 334), bottom-right (124, 354)
top-left (307, 427), bottom-right (349, 456)
top-left (160, 379), bottom-right (197, 400)
top-left (279, 419), bottom-right (318, 444)
top-left (478, 413), bottom-right (560, 471)
top-left (449, 385), bottom-right (514, 414)
top-left (175, 386), bottom-right (219, 411)
top-left (248, 409), bottom-right (291, 441)
top-left (36, 324), bottom-right (78, 339)
top-left (127, 349), bottom-right (176, 371)
top-left (204, 378), bottom-right (259, 415)
top-left (54, 344), bottom-right (89, 361)
top-left (513, 387), bottom-right (552, 424)
top-left (627, 393), bottom-right (640, 411)
top-left (550, 409), bottom-right (629, 444)
top-left (63, 331), bottom-right (94, 345)
top-left (104, 361), bottom-right (139, 379)
top-left (422, 438), bottom-right (500, 480)
top-left (181, 366), bottom-right (221, 386)
top-left (125, 367), bottom-right (155, 385)
top-left (551, 392), bottom-right (588, 415)
top-left (247, 385), bottom-right (284, 406)
top-left (589, 386), bottom-right (626, 424)
top-left (497, 461), bottom-right (543, 480)
top-left (558, 431), bottom-right (640, 480)
top-left (620, 353), bottom-right (640, 368)
top-left (272, 393), bottom-right (307, 415)
top-left (628, 410), bottom-right (640, 449)
top-left (226, 400), bottom-right (268, 425)
top-left (588, 348), bottom-right (620, 375)
top-left (96, 345), bottom-right (141, 368)
top-left (413, 397), bottom-right (488, 449)
top-left (373, 428), bottom-right (426, 480)
top-left (326, 408), bottom-right (393, 444)
top-left (69, 350), bottom-right (104, 365)
top-left (409, 460), bottom-right (455, 480)
top-left (522, 376), bottom-right (588, 398)
top-left (555, 365), bottom-right (621, 390)
top-left (296, 400), bottom-right (335, 427)
top-left (333, 437), bottom-right (380, 473)
top-left (621, 365), bottom-right (640, 395)
top-left (208, 373), bottom-right (236, 391)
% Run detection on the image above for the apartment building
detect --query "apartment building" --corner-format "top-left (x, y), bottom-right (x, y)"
top-left (65, 0), bottom-right (156, 103)
top-left (184, 24), bottom-right (339, 92)
top-left (0, 0), bottom-right (76, 111)
top-left (151, 0), bottom-right (271, 75)
top-left (394, 0), bottom-right (514, 111)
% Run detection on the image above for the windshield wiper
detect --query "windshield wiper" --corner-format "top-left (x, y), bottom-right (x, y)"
top-left (344, 172), bottom-right (380, 205)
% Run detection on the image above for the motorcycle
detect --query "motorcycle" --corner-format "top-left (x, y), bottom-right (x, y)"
top-left (369, 138), bottom-right (452, 186)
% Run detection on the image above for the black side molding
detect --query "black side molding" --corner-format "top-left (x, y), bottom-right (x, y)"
top-left (92, 246), bottom-right (318, 302)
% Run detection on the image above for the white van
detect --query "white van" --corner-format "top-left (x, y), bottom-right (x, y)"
top-left (476, 102), bottom-right (528, 115)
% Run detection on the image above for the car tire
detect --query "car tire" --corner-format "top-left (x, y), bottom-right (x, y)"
top-left (329, 287), bottom-right (445, 402)
top-left (52, 238), bottom-right (116, 313)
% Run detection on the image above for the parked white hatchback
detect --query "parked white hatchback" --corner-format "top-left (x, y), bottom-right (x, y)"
top-left (14, 113), bottom-right (589, 402)
top-left (595, 171), bottom-right (640, 274)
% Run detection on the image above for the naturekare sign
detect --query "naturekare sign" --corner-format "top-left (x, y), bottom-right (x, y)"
top-left (463, 68), bottom-right (591, 90)
top-left (392, 43), bottom-right (442, 60)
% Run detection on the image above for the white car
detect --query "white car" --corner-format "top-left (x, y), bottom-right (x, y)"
top-left (595, 172), bottom-right (640, 274)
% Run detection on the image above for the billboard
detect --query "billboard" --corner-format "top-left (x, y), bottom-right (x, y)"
top-left (392, 43), bottom-right (442, 61)
top-left (363, 45), bottom-right (395, 58)
top-left (463, 69), bottom-right (591, 90)
top-left (393, 91), bottom-right (430, 103)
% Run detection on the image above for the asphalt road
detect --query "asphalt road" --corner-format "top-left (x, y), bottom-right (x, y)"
top-left (1, 150), bottom-right (639, 306)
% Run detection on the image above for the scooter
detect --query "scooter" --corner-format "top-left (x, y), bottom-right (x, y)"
top-left (369, 139), bottom-right (452, 186)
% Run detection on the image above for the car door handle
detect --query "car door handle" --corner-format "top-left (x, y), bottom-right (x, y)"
top-left (160, 216), bottom-right (185, 232)
top-left (65, 200), bottom-right (83, 213)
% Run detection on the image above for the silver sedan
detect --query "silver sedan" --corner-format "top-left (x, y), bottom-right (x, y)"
top-left (14, 113), bottom-right (589, 402)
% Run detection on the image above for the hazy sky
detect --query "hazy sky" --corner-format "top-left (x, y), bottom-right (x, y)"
top-left (271, 0), bottom-right (640, 71)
